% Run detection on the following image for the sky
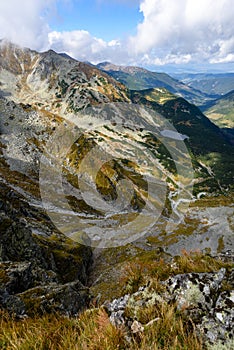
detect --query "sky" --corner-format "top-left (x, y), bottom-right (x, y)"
top-left (0, 0), bottom-right (234, 72)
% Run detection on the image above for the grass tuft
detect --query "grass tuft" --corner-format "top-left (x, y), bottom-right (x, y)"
top-left (0, 251), bottom-right (232, 349)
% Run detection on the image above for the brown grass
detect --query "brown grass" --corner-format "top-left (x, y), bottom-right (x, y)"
top-left (0, 251), bottom-right (232, 349)
top-left (0, 308), bottom-right (126, 350)
top-left (0, 303), bottom-right (203, 350)
top-left (120, 250), bottom-right (233, 295)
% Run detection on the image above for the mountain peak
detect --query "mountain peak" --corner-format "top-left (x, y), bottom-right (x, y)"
top-left (97, 61), bottom-right (149, 74)
top-left (0, 42), bottom-right (129, 115)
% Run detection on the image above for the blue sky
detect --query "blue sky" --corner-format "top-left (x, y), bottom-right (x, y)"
top-left (52, 0), bottom-right (142, 41)
top-left (1, 0), bottom-right (234, 72)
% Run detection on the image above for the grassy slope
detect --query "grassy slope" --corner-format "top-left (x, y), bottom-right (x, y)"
top-left (130, 87), bottom-right (177, 105)
top-left (201, 90), bottom-right (234, 128)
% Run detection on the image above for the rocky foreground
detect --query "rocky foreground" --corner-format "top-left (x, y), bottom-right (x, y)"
top-left (106, 263), bottom-right (234, 345)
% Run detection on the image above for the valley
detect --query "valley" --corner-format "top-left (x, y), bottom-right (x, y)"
top-left (0, 41), bottom-right (233, 349)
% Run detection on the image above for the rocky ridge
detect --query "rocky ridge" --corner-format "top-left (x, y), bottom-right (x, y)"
top-left (96, 61), bottom-right (216, 106)
top-left (0, 40), bottom-right (129, 117)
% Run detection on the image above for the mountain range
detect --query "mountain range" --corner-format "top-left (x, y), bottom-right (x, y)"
top-left (0, 41), bottom-right (233, 330)
top-left (96, 62), bottom-right (219, 106)
top-left (175, 72), bottom-right (234, 95)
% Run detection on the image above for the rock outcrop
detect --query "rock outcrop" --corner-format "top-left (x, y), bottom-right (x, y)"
top-left (0, 180), bottom-right (92, 316)
top-left (0, 40), bottom-right (130, 117)
top-left (105, 267), bottom-right (234, 345)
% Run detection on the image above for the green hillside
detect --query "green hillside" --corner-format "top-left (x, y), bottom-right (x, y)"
top-left (130, 87), bottom-right (176, 105)
top-left (131, 89), bottom-right (234, 192)
top-left (202, 90), bottom-right (234, 128)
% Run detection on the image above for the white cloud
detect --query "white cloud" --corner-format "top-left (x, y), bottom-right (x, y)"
top-left (49, 30), bottom-right (106, 58)
top-left (0, 0), bottom-right (57, 50)
top-left (0, 0), bottom-right (129, 64)
top-left (0, 0), bottom-right (233, 68)
top-left (48, 30), bottom-right (128, 63)
top-left (46, 0), bottom-right (234, 67)
top-left (129, 0), bottom-right (234, 65)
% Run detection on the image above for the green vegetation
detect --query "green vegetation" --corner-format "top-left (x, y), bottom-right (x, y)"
top-left (99, 65), bottom-right (211, 105)
top-left (132, 93), bottom-right (234, 192)
top-left (35, 233), bottom-right (89, 284)
top-left (98, 76), bottom-right (108, 85)
top-left (202, 90), bottom-right (234, 128)
top-left (58, 79), bottom-right (69, 95)
top-left (131, 88), bottom-right (176, 105)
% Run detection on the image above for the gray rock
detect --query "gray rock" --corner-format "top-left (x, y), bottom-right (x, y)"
top-left (102, 268), bottom-right (234, 345)
top-left (1, 279), bottom-right (89, 316)
top-left (165, 268), bottom-right (226, 312)
top-left (0, 181), bottom-right (92, 316)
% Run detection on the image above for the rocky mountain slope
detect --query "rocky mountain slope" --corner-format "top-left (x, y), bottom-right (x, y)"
top-left (0, 41), bottom-right (233, 335)
top-left (0, 41), bottom-right (129, 116)
top-left (0, 41), bottom-right (133, 315)
top-left (0, 97), bottom-right (93, 316)
top-left (131, 89), bottom-right (234, 191)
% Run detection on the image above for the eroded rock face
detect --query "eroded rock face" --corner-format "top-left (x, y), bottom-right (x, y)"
top-left (105, 268), bottom-right (234, 345)
top-left (0, 41), bottom-right (130, 116)
top-left (0, 181), bottom-right (92, 316)
top-left (1, 278), bottom-right (89, 316)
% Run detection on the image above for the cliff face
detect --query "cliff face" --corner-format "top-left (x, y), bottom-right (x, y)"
top-left (0, 97), bottom-right (92, 316)
top-left (0, 166), bottom-right (92, 316)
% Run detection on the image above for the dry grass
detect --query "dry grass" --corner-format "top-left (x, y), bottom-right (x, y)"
top-left (0, 305), bottom-right (203, 350)
top-left (0, 251), bottom-right (232, 350)
top-left (0, 308), bottom-right (126, 350)
top-left (120, 250), bottom-right (233, 294)
top-left (132, 303), bottom-right (203, 350)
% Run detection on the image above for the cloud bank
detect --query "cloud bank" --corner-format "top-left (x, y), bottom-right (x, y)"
top-left (0, 0), bottom-right (56, 50)
top-left (48, 30), bottom-right (129, 63)
top-left (0, 0), bottom-right (234, 68)
top-left (131, 0), bottom-right (234, 65)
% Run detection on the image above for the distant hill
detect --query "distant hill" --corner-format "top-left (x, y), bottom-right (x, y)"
top-left (201, 90), bottom-right (234, 128)
top-left (174, 73), bottom-right (234, 96)
top-left (96, 62), bottom-right (215, 106)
